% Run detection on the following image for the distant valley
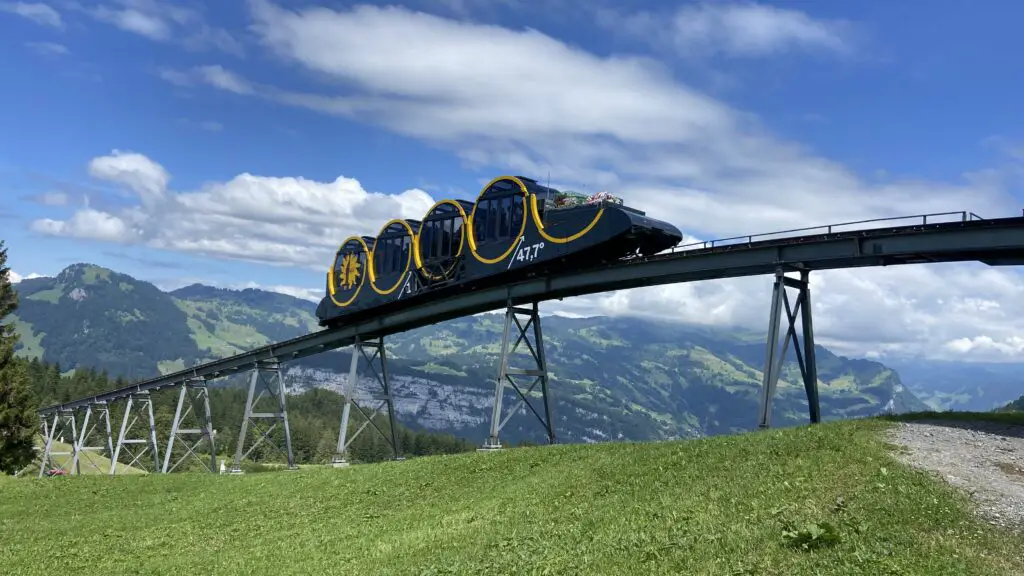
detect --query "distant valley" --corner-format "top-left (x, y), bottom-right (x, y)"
top-left (885, 358), bottom-right (1024, 412)
top-left (9, 263), bottom-right (1018, 445)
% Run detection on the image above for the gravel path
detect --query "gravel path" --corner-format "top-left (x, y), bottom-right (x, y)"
top-left (887, 419), bottom-right (1024, 532)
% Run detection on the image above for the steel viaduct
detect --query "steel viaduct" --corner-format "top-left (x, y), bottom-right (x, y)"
top-left (29, 210), bottom-right (1024, 477)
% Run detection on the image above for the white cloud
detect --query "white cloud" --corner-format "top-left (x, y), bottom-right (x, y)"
top-left (25, 41), bottom-right (68, 56)
top-left (236, 281), bottom-right (321, 303)
top-left (27, 191), bottom-right (70, 205)
top-left (33, 149), bottom-right (436, 269)
top-left (0, 2), bottom-right (63, 27)
top-left (78, 0), bottom-right (243, 56)
top-left (424, 0), bottom-right (525, 18)
top-left (554, 263), bottom-right (1024, 363)
top-left (944, 335), bottom-right (1024, 357)
top-left (35, 2), bottom-right (1024, 362)
top-left (88, 148), bottom-right (170, 208)
top-left (599, 2), bottom-right (854, 59)
top-left (167, 2), bottom-right (1015, 235)
top-left (153, 276), bottom-right (321, 303)
top-left (10, 271), bottom-right (44, 284)
top-left (32, 207), bottom-right (138, 243)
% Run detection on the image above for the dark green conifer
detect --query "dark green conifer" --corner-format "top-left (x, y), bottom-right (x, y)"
top-left (0, 240), bottom-right (39, 474)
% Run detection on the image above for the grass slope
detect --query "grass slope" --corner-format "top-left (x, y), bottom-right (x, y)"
top-left (2, 419), bottom-right (1023, 574)
top-left (19, 439), bottom-right (146, 476)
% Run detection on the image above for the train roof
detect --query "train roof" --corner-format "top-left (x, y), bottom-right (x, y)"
top-left (513, 175), bottom-right (560, 199)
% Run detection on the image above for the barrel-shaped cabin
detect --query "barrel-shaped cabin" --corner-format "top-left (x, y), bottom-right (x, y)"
top-left (328, 235), bottom-right (375, 308)
top-left (371, 219), bottom-right (420, 295)
top-left (415, 199), bottom-right (474, 283)
top-left (468, 177), bottom-right (529, 264)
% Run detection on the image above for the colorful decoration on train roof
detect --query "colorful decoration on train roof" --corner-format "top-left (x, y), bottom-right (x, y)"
top-left (552, 190), bottom-right (624, 209)
top-left (586, 191), bottom-right (623, 205)
top-left (554, 190), bottom-right (588, 208)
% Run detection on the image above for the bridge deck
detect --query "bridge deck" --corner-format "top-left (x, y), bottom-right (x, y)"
top-left (37, 212), bottom-right (1024, 416)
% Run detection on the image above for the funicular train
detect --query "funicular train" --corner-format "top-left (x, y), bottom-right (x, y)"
top-left (315, 175), bottom-right (683, 328)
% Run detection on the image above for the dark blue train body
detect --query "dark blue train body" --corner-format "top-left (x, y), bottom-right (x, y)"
top-left (315, 175), bottom-right (682, 328)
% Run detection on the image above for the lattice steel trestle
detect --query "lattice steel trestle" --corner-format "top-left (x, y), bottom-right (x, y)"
top-left (758, 268), bottom-right (820, 428)
top-left (332, 336), bottom-right (402, 467)
top-left (482, 301), bottom-right (555, 450)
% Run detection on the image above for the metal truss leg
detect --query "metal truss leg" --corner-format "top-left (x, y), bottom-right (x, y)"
top-left (37, 409), bottom-right (76, 478)
top-left (230, 360), bottom-right (296, 474)
top-left (162, 380), bottom-right (217, 473)
top-left (758, 268), bottom-right (821, 429)
top-left (110, 392), bottom-right (161, 474)
top-left (69, 402), bottom-right (114, 475)
top-left (332, 336), bottom-right (402, 467)
top-left (482, 301), bottom-right (556, 450)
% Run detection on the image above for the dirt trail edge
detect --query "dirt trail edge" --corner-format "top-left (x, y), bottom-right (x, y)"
top-left (887, 419), bottom-right (1024, 532)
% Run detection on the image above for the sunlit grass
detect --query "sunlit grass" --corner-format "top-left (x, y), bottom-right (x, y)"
top-left (2, 418), bottom-right (1022, 575)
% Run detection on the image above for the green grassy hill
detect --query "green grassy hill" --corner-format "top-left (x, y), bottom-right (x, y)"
top-left (1, 418), bottom-right (1021, 575)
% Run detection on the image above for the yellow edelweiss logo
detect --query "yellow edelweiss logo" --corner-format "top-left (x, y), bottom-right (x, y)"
top-left (340, 252), bottom-right (361, 289)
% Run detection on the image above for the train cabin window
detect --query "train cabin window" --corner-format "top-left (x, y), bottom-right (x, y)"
top-left (499, 196), bottom-right (511, 237)
top-left (420, 222), bottom-right (435, 261)
top-left (473, 202), bottom-right (487, 243)
top-left (421, 210), bottom-right (466, 263)
top-left (333, 251), bottom-right (345, 289)
top-left (474, 197), bottom-right (526, 244)
top-left (448, 218), bottom-right (461, 255)
top-left (488, 198), bottom-right (499, 240)
top-left (374, 240), bottom-right (387, 277)
top-left (438, 219), bottom-right (448, 257)
top-left (434, 219), bottom-right (445, 257)
top-left (375, 235), bottom-right (406, 277)
top-left (474, 178), bottom-right (532, 245)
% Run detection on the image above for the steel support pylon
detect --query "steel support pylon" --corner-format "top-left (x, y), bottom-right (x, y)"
top-left (67, 402), bottom-right (115, 475)
top-left (110, 392), bottom-right (161, 474)
top-left (758, 268), bottom-right (821, 428)
top-left (482, 301), bottom-right (555, 450)
top-left (230, 359), bottom-right (296, 474)
top-left (332, 336), bottom-right (401, 467)
top-left (162, 380), bottom-right (217, 473)
top-left (37, 408), bottom-right (76, 477)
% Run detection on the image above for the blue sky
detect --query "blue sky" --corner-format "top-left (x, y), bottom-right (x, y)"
top-left (2, 0), bottom-right (1024, 360)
